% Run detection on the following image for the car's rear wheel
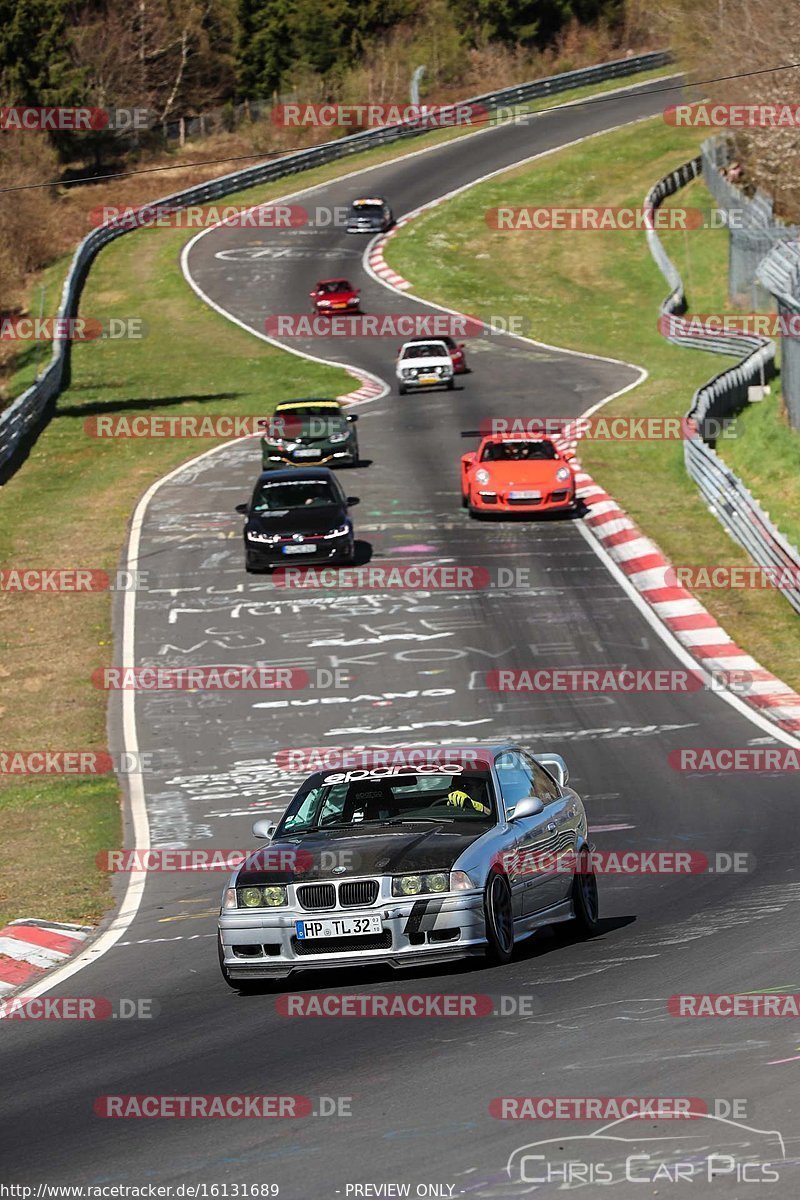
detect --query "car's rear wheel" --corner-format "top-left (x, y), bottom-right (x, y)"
top-left (569, 848), bottom-right (600, 935)
top-left (484, 873), bottom-right (514, 964)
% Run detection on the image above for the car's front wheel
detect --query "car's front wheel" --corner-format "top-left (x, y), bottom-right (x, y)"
top-left (446, 378), bottom-right (455, 390)
top-left (569, 848), bottom-right (600, 935)
top-left (483, 872), bottom-right (514, 964)
top-left (397, 381), bottom-right (407, 395)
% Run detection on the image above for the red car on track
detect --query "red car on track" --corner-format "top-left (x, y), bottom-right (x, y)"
top-left (461, 434), bottom-right (576, 516)
top-left (310, 279), bottom-right (361, 315)
top-left (442, 336), bottom-right (468, 374)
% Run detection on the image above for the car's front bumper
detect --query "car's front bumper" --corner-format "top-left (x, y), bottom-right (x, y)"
top-left (261, 447), bottom-right (357, 469)
top-left (218, 891), bottom-right (486, 979)
top-left (245, 537), bottom-right (354, 569)
top-left (398, 374), bottom-right (454, 390)
top-left (469, 488), bottom-right (576, 513)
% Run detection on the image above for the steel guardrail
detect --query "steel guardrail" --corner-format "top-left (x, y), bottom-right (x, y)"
top-left (644, 159), bottom-right (800, 613)
top-left (0, 51), bottom-right (671, 470)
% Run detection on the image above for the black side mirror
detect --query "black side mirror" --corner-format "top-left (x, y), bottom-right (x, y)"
top-left (347, 413), bottom-right (358, 423)
top-left (346, 496), bottom-right (360, 506)
top-left (235, 503), bottom-right (249, 515)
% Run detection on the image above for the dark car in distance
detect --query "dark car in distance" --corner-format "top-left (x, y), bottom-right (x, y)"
top-left (260, 400), bottom-right (359, 470)
top-left (236, 467), bottom-right (358, 573)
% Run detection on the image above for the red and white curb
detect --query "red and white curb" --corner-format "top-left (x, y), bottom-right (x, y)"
top-left (0, 920), bottom-right (93, 994)
top-left (336, 369), bottom-right (386, 406)
top-left (555, 427), bottom-right (800, 733)
top-left (368, 219), bottom-right (413, 291)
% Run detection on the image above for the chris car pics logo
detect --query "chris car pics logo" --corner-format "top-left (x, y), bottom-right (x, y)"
top-left (505, 1113), bottom-right (785, 1188)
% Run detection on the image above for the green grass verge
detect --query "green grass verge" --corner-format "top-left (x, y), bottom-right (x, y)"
top-left (385, 117), bottom-right (800, 690)
top-left (717, 392), bottom-right (800, 552)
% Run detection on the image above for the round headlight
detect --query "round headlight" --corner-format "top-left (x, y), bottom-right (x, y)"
top-left (262, 886), bottom-right (287, 907)
top-left (556, 466), bottom-right (571, 482)
top-left (427, 873), bottom-right (448, 893)
top-left (475, 469), bottom-right (490, 485)
top-left (398, 874), bottom-right (423, 895)
top-left (241, 887), bottom-right (263, 907)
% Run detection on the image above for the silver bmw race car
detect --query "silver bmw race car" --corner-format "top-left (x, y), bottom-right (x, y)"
top-left (217, 743), bottom-right (598, 989)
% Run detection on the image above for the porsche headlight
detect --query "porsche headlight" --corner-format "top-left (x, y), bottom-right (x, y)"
top-left (475, 469), bottom-right (490, 485)
top-left (556, 466), bottom-right (571, 482)
top-left (392, 872), bottom-right (450, 897)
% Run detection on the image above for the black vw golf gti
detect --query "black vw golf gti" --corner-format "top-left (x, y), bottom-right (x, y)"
top-left (236, 467), bottom-right (358, 573)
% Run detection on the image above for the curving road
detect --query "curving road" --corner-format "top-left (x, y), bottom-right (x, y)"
top-left (3, 77), bottom-right (800, 1196)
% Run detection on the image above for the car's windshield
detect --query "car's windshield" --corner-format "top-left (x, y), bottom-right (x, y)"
top-left (318, 281), bottom-right (350, 294)
top-left (276, 770), bottom-right (496, 835)
top-left (351, 201), bottom-right (383, 212)
top-left (277, 406), bottom-right (342, 420)
top-left (252, 480), bottom-right (338, 511)
top-left (480, 440), bottom-right (557, 462)
top-left (402, 343), bottom-right (447, 359)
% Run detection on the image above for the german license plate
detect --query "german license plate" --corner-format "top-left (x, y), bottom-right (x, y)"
top-left (419, 374), bottom-right (439, 385)
top-left (294, 448), bottom-right (321, 458)
top-left (332, 302), bottom-right (347, 309)
top-left (296, 914), bottom-right (382, 939)
top-left (282, 544), bottom-right (317, 555)
top-left (509, 490), bottom-right (541, 500)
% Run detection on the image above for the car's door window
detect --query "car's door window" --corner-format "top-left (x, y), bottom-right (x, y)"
top-left (494, 751), bottom-right (536, 812)
top-left (521, 754), bottom-right (560, 804)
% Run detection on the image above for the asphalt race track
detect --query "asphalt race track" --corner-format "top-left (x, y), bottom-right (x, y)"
top-left (3, 77), bottom-right (800, 1195)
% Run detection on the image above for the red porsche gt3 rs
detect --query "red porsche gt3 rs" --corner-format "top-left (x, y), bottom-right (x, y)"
top-left (461, 434), bottom-right (576, 516)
